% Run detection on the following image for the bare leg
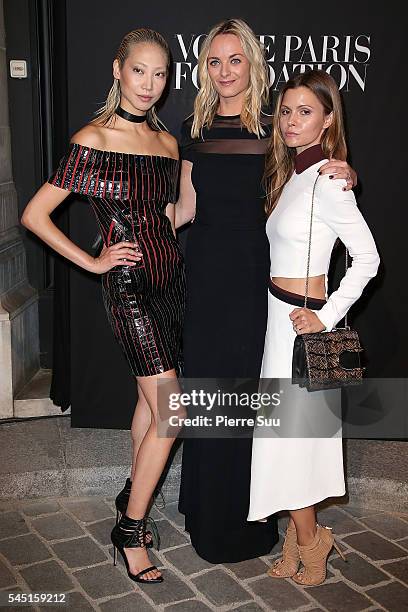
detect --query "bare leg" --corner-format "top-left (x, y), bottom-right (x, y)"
top-left (129, 385), bottom-right (153, 544)
top-left (267, 507), bottom-right (318, 578)
top-left (130, 383), bottom-right (151, 481)
top-left (290, 506), bottom-right (317, 546)
top-left (124, 369), bottom-right (180, 580)
top-left (290, 505), bottom-right (344, 585)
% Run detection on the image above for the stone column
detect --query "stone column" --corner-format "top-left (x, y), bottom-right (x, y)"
top-left (0, 0), bottom-right (39, 418)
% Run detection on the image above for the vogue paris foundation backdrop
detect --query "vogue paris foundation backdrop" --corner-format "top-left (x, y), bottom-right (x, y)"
top-left (54, 0), bottom-right (406, 429)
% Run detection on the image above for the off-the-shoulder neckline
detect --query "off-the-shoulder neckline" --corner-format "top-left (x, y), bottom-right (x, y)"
top-left (69, 142), bottom-right (179, 162)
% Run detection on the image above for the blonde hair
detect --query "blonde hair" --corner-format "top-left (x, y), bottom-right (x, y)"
top-left (265, 70), bottom-right (347, 216)
top-left (191, 19), bottom-right (269, 138)
top-left (92, 28), bottom-right (170, 130)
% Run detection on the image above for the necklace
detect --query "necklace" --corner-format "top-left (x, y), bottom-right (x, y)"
top-left (115, 106), bottom-right (147, 123)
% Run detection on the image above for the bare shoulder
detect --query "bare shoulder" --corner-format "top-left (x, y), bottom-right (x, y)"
top-left (70, 124), bottom-right (107, 150)
top-left (158, 130), bottom-right (179, 159)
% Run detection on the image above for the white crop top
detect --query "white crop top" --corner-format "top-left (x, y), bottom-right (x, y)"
top-left (267, 150), bottom-right (380, 331)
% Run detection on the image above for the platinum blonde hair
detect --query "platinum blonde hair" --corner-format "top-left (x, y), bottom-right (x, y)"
top-left (192, 18), bottom-right (269, 138)
top-left (92, 28), bottom-right (170, 130)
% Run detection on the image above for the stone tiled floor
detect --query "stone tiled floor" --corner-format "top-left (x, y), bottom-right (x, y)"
top-left (0, 497), bottom-right (407, 611)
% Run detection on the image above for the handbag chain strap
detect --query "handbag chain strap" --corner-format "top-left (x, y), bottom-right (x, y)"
top-left (304, 174), bottom-right (349, 329)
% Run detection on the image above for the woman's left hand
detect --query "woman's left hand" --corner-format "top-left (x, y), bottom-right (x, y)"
top-left (319, 159), bottom-right (357, 191)
top-left (289, 307), bottom-right (326, 334)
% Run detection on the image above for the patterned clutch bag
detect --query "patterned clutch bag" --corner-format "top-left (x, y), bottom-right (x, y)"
top-left (292, 328), bottom-right (364, 391)
top-left (291, 175), bottom-right (365, 392)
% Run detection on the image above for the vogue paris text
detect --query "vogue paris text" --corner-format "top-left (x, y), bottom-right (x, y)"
top-left (173, 33), bottom-right (371, 92)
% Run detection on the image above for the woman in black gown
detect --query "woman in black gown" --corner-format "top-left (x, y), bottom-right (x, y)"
top-left (175, 19), bottom-right (356, 563)
top-left (22, 28), bottom-right (185, 583)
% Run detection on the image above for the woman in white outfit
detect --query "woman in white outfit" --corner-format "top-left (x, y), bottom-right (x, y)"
top-left (248, 70), bottom-right (380, 586)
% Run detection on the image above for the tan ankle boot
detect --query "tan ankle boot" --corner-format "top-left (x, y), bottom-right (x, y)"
top-left (268, 519), bottom-right (300, 578)
top-left (292, 524), bottom-right (346, 586)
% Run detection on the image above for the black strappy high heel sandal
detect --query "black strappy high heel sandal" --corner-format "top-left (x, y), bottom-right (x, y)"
top-left (115, 479), bottom-right (166, 517)
top-left (111, 515), bottom-right (163, 584)
top-left (115, 479), bottom-right (165, 548)
top-left (115, 478), bottom-right (132, 524)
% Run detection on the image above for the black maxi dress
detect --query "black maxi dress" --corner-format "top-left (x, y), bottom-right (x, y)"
top-left (178, 114), bottom-right (279, 562)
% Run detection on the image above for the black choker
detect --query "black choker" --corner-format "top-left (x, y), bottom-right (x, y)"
top-left (115, 106), bottom-right (147, 123)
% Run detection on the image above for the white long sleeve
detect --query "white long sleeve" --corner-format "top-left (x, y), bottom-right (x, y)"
top-left (267, 156), bottom-right (380, 329)
top-left (314, 175), bottom-right (380, 331)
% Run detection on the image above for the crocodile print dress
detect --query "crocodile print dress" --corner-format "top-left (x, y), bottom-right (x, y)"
top-left (49, 143), bottom-right (185, 377)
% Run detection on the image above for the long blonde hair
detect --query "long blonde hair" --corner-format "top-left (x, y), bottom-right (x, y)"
top-left (265, 70), bottom-right (347, 216)
top-left (92, 28), bottom-right (170, 130)
top-left (192, 19), bottom-right (269, 138)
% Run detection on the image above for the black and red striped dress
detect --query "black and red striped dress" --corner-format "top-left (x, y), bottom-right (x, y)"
top-left (49, 143), bottom-right (185, 377)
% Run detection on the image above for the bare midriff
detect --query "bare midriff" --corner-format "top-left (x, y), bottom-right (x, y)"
top-left (272, 274), bottom-right (326, 300)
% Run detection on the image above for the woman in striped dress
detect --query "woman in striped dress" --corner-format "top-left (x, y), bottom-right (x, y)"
top-left (22, 28), bottom-right (185, 585)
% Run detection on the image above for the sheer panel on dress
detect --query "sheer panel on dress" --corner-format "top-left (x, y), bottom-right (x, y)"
top-left (180, 113), bottom-right (273, 161)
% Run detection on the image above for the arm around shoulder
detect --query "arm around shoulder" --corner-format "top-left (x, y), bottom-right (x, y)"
top-left (315, 174), bottom-right (377, 254)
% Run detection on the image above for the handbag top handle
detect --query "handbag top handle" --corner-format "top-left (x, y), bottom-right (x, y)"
top-left (303, 174), bottom-right (349, 328)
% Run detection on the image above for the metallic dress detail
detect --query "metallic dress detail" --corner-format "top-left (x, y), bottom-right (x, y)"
top-left (49, 143), bottom-right (186, 377)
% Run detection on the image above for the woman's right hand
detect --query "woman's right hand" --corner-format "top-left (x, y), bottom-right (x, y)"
top-left (21, 183), bottom-right (145, 275)
top-left (90, 241), bottom-right (143, 274)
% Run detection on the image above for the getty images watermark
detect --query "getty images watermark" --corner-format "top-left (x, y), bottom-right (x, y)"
top-left (156, 377), bottom-right (408, 439)
top-left (167, 389), bottom-right (282, 429)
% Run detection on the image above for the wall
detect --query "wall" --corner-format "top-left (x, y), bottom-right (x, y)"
top-left (0, 0), bottom-right (39, 418)
top-left (58, 0), bottom-right (407, 428)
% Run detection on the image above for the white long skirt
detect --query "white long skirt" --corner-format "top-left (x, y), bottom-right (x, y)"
top-left (247, 288), bottom-right (346, 521)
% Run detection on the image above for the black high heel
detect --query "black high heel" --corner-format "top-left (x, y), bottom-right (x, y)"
top-left (115, 479), bottom-right (153, 548)
top-left (114, 478), bottom-right (164, 548)
top-left (111, 515), bottom-right (163, 584)
top-left (115, 478), bottom-right (132, 525)
top-left (115, 478), bottom-right (166, 517)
